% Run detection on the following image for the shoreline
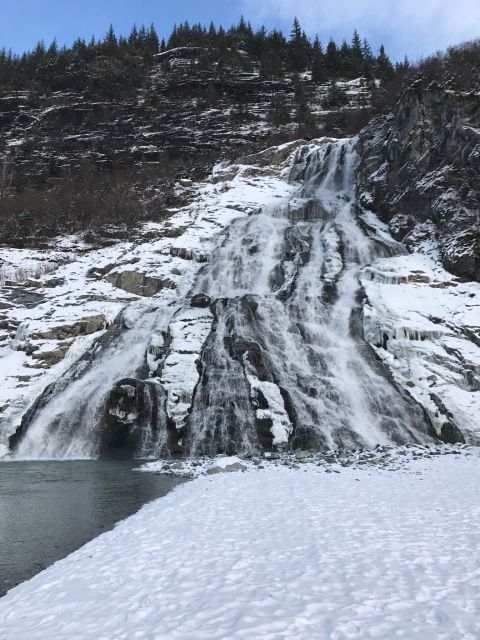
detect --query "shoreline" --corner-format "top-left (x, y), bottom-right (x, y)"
top-left (1, 449), bottom-right (479, 639)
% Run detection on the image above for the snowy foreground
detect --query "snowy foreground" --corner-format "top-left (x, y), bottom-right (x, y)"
top-left (1, 451), bottom-right (480, 639)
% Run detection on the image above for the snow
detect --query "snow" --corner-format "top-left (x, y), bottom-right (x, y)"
top-left (246, 374), bottom-right (292, 446)
top-left (1, 451), bottom-right (480, 639)
top-left (360, 250), bottom-right (480, 440)
top-left (207, 455), bottom-right (244, 470)
top-left (1, 136), bottom-right (478, 454)
top-left (161, 307), bottom-right (213, 430)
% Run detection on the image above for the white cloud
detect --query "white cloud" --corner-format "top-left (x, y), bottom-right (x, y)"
top-left (239, 0), bottom-right (480, 60)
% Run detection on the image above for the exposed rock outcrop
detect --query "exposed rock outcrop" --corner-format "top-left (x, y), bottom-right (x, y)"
top-left (105, 270), bottom-right (175, 297)
top-left (357, 82), bottom-right (480, 281)
top-left (32, 315), bottom-right (106, 340)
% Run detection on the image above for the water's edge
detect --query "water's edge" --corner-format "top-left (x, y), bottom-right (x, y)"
top-left (0, 461), bottom-right (186, 597)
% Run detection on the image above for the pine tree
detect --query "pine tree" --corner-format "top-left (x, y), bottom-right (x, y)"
top-left (287, 17), bottom-right (310, 72)
top-left (129, 24), bottom-right (138, 48)
top-left (325, 39), bottom-right (339, 76)
top-left (105, 24), bottom-right (118, 55)
top-left (145, 24), bottom-right (160, 56)
top-left (267, 29), bottom-right (287, 69)
top-left (208, 21), bottom-right (217, 46)
top-left (47, 39), bottom-right (58, 60)
top-left (268, 93), bottom-right (290, 127)
top-left (339, 39), bottom-right (350, 76)
top-left (362, 38), bottom-right (374, 78)
top-left (350, 30), bottom-right (363, 76)
top-left (376, 44), bottom-right (394, 80)
top-left (259, 51), bottom-right (274, 77)
top-left (311, 36), bottom-right (326, 83)
top-left (33, 40), bottom-right (47, 61)
top-left (295, 83), bottom-right (315, 134)
top-left (322, 80), bottom-right (349, 109)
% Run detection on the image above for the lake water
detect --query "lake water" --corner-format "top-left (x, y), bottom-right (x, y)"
top-left (0, 460), bottom-right (184, 597)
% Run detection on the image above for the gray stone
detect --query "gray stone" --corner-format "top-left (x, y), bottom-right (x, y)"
top-left (357, 84), bottom-right (480, 281)
top-left (295, 450), bottom-right (311, 460)
top-left (440, 422), bottom-right (466, 445)
top-left (206, 461), bottom-right (247, 474)
top-left (191, 293), bottom-right (212, 308)
top-left (105, 270), bottom-right (175, 297)
top-left (32, 315), bottom-right (106, 340)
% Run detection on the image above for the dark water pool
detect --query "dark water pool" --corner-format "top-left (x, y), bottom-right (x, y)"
top-left (0, 460), bottom-right (184, 597)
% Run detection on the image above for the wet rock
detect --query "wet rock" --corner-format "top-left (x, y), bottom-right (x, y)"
top-left (440, 422), bottom-right (466, 445)
top-left (190, 293), bottom-right (212, 308)
top-left (103, 378), bottom-right (165, 458)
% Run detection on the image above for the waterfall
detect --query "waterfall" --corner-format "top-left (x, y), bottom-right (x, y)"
top-left (10, 138), bottom-right (435, 459)
top-left (12, 302), bottom-right (176, 459)
top-left (186, 139), bottom-right (433, 454)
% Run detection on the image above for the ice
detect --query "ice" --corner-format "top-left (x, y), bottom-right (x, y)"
top-left (246, 374), bottom-right (292, 446)
top-left (360, 251), bottom-right (480, 440)
top-left (161, 307), bottom-right (213, 430)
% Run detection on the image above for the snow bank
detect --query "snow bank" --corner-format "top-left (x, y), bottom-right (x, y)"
top-left (1, 452), bottom-right (479, 639)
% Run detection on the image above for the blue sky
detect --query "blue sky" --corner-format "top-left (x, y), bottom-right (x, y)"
top-left (1, 0), bottom-right (479, 62)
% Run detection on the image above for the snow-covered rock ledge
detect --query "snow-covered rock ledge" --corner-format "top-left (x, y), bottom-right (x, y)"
top-left (360, 249), bottom-right (480, 443)
top-left (1, 451), bottom-right (479, 639)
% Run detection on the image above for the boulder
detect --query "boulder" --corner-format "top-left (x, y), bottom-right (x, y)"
top-left (190, 293), bottom-right (212, 308)
top-left (30, 345), bottom-right (70, 366)
top-left (105, 270), bottom-right (176, 297)
top-left (206, 456), bottom-right (247, 474)
top-left (440, 422), bottom-right (466, 445)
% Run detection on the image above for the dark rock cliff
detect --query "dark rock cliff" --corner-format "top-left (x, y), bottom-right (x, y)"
top-left (357, 81), bottom-right (480, 281)
top-left (0, 48), bottom-right (372, 190)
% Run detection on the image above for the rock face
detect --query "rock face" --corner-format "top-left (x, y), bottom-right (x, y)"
top-left (357, 82), bottom-right (480, 281)
top-left (0, 47), bottom-right (375, 194)
top-left (104, 378), bottom-right (167, 458)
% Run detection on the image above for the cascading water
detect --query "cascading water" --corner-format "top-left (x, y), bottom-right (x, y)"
top-left (10, 138), bottom-right (436, 459)
top-left (186, 139), bottom-right (434, 454)
top-left (12, 302), bottom-right (176, 459)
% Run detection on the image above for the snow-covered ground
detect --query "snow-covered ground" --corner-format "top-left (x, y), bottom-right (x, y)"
top-left (1, 450), bottom-right (479, 639)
